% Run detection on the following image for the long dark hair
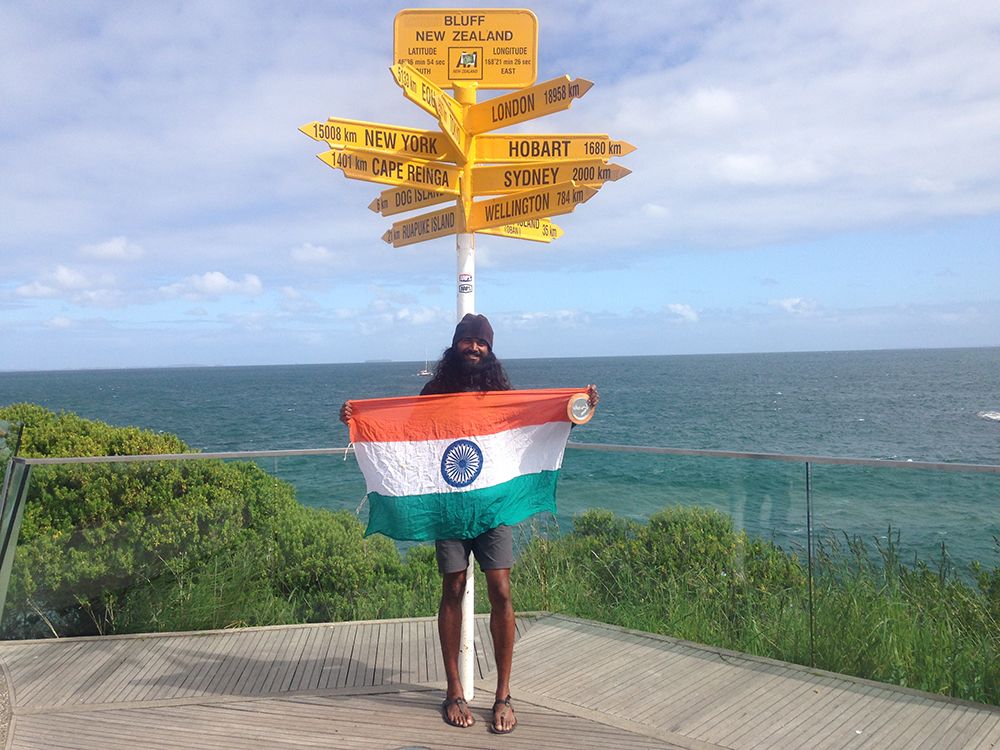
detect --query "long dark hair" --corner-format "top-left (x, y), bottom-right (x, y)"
top-left (423, 346), bottom-right (512, 394)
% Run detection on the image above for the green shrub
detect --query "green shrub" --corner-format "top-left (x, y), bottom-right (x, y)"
top-left (0, 404), bottom-right (297, 637)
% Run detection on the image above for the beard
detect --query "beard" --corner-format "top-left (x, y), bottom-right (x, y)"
top-left (459, 352), bottom-right (488, 374)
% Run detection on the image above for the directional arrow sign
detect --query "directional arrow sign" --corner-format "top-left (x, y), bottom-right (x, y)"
top-left (465, 76), bottom-right (593, 135)
top-left (472, 159), bottom-right (631, 195)
top-left (390, 63), bottom-right (467, 156)
top-left (317, 148), bottom-right (461, 195)
top-left (467, 181), bottom-right (599, 232)
top-left (300, 118), bottom-right (460, 162)
top-left (369, 186), bottom-right (453, 217)
top-left (476, 133), bottom-right (637, 163)
top-left (382, 204), bottom-right (465, 248)
top-left (478, 218), bottom-right (564, 243)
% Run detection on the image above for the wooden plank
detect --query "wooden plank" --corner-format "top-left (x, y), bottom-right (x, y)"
top-left (91, 638), bottom-right (170, 704)
top-left (938, 706), bottom-right (996, 750)
top-left (717, 674), bottom-right (843, 747)
top-left (791, 683), bottom-right (881, 749)
top-left (19, 640), bottom-right (119, 707)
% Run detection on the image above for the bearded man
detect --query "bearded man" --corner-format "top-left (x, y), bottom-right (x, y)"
top-left (340, 313), bottom-right (597, 734)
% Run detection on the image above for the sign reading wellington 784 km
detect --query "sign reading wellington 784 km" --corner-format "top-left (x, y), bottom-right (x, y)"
top-left (300, 7), bottom-right (634, 248)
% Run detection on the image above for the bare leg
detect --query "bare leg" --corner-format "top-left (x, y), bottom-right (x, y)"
top-left (439, 569), bottom-right (474, 727)
top-left (485, 567), bottom-right (517, 732)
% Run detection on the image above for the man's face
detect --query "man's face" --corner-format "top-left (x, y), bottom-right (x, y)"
top-left (456, 337), bottom-right (490, 367)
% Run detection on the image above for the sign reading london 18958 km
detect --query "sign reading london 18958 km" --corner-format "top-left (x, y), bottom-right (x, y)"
top-left (394, 8), bottom-right (538, 89)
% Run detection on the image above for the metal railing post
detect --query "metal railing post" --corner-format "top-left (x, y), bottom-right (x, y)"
top-left (0, 459), bottom-right (33, 625)
top-left (805, 460), bottom-right (815, 668)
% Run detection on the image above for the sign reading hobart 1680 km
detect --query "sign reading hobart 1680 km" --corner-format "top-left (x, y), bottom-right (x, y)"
top-left (394, 8), bottom-right (538, 89)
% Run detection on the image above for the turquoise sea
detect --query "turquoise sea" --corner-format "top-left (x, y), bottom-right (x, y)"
top-left (2, 347), bottom-right (999, 568)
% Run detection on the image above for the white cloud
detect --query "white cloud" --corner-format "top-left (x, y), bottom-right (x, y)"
top-left (80, 236), bottom-right (144, 261)
top-left (45, 316), bottom-right (75, 329)
top-left (771, 297), bottom-right (819, 316)
top-left (665, 303), bottom-right (699, 322)
top-left (160, 272), bottom-right (263, 300)
top-left (15, 281), bottom-right (57, 298)
top-left (14, 265), bottom-right (121, 306)
top-left (291, 243), bottom-right (335, 264)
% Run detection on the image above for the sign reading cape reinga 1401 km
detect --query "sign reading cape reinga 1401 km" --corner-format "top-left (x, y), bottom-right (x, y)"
top-left (300, 7), bottom-right (634, 248)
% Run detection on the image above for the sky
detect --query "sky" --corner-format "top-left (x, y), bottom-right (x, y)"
top-left (2, 0), bottom-right (999, 370)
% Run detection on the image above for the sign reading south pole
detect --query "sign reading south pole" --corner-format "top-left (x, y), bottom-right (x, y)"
top-left (394, 8), bottom-right (538, 89)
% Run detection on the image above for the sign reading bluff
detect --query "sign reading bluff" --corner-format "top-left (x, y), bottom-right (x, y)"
top-left (317, 148), bottom-right (461, 195)
top-left (394, 8), bottom-right (538, 89)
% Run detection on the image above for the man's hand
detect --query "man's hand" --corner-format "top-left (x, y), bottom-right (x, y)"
top-left (339, 400), bottom-right (353, 424)
top-left (587, 384), bottom-right (600, 408)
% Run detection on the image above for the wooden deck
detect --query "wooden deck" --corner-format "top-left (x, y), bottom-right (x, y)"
top-left (0, 613), bottom-right (996, 749)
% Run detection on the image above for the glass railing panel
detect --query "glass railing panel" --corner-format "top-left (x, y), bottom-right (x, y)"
top-left (0, 454), bottom-right (434, 641)
top-left (808, 462), bottom-right (999, 703)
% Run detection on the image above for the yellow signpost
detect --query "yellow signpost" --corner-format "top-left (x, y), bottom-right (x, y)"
top-left (475, 133), bottom-right (637, 162)
top-left (464, 75), bottom-right (593, 134)
top-left (381, 204), bottom-right (466, 248)
top-left (467, 181), bottom-right (598, 232)
top-left (478, 218), bottom-right (563, 243)
top-left (393, 8), bottom-right (538, 89)
top-left (472, 159), bottom-right (631, 195)
top-left (317, 148), bottom-right (462, 195)
top-left (390, 64), bottom-right (468, 156)
top-left (369, 186), bottom-right (453, 217)
top-left (300, 118), bottom-right (460, 162)
top-left (304, 11), bottom-right (634, 245)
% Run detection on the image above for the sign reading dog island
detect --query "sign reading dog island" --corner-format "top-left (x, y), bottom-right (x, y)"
top-left (394, 8), bottom-right (538, 89)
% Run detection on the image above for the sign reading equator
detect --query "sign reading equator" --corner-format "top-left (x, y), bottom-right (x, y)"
top-left (394, 8), bottom-right (538, 89)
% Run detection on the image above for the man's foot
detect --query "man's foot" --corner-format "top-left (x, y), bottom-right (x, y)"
top-left (441, 696), bottom-right (474, 728)
top-left (489, 694), bottom-right (517, 734)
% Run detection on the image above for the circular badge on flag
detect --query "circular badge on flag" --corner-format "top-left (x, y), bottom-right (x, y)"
top-left (441, 439), bottom-right (483, 488)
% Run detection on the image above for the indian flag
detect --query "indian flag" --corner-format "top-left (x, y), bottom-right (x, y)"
top-left (348, 388), bottom-right (590, 541)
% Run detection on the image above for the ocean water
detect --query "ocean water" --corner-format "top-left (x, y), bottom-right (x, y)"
top-left (2, 348), bottom-right (998, 568)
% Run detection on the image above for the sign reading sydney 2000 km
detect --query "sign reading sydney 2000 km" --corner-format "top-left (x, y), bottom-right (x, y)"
top-left (394, 9), bottom-right (538, 89)
top-left (300, 7), bottom-right (634, 248)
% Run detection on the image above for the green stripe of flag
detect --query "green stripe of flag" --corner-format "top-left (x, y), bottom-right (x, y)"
top-left (365, 470), bottom-right (560, 541)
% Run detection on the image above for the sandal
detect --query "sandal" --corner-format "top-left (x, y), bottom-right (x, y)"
top-left (441, 696), bottom-right (474, 728)
top-left (489, 694), bottom-right (517, 734)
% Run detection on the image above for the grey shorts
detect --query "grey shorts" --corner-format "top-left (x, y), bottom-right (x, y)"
top-left (435, 526), bottom-right (514, 574)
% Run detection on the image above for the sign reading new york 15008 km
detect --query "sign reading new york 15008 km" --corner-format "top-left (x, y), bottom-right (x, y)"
top-left (394, 8), bottom-right (538, 89)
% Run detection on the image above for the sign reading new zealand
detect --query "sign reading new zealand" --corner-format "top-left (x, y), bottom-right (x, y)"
top-left (394, 8), bottom-right (538, 89)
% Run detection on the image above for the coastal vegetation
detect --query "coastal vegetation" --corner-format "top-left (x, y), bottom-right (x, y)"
top-left (1, 404), bottom-right (997, 705)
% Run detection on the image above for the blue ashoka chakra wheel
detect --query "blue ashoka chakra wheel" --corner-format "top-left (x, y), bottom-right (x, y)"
top-left (440, 439), bottom-right (483, 488)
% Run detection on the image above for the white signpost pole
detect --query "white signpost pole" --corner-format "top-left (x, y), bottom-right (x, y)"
top-left (454, 81), bottom-right (477, 704)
